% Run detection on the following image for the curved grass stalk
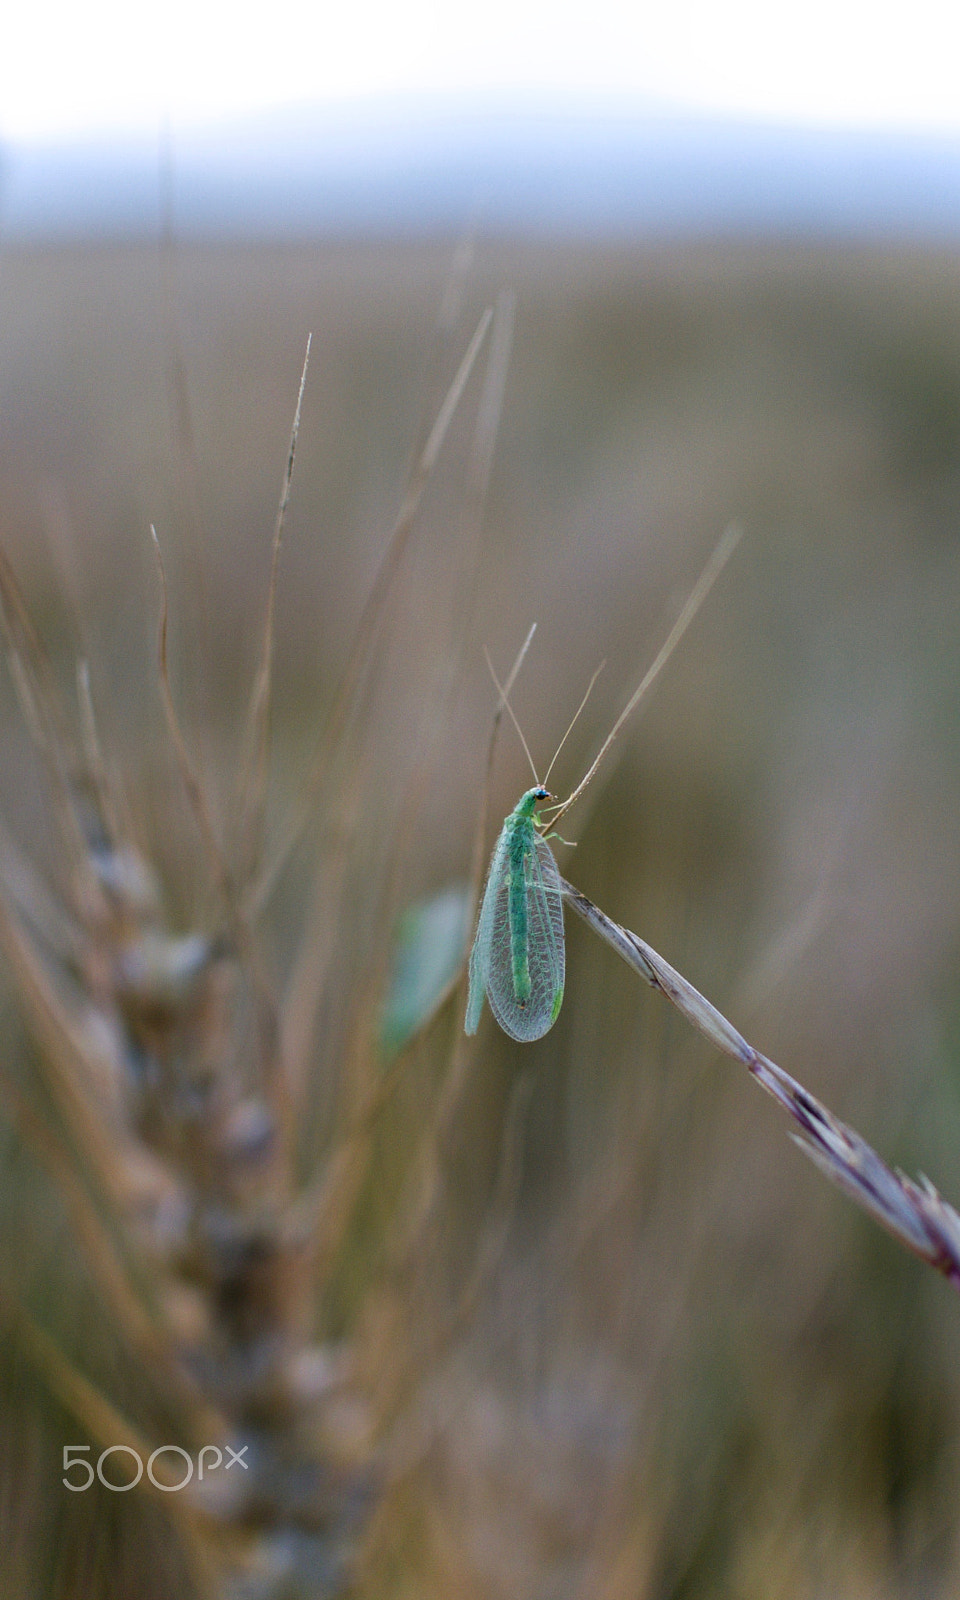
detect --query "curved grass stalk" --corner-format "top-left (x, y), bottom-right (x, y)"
top-left (561, 877), bottom-right (960, 1288)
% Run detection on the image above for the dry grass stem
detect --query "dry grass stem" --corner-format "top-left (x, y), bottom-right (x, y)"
top-left (250, 309), bottom-right (493, 919)
top-left (237, 333), bottom-right (313, 880)
top-left (562, 877), bottom-right (960, 1288)
top-left (549, 522), bottom-right (742, 832)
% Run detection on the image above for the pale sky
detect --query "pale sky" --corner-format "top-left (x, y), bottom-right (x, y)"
top-left (2, 0), bottom-right (959, 144)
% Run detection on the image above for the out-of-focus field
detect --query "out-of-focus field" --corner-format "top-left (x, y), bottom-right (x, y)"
top-left (2, 236), bottom-right (960, 1597)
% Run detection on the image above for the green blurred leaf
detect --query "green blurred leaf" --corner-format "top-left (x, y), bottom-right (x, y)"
top-left (380, 886), bottom-right (472, 1059)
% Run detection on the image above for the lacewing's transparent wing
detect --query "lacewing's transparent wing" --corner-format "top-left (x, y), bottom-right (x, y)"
top-left (466, 826), bottom-right (509, 1034)
top-left (466, 822), bottom-right (565, 1042)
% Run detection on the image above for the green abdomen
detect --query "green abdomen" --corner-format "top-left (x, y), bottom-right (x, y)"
top-left (507, 820), bottom-right (533, 1004)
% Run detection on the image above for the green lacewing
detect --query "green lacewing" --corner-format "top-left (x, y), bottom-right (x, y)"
top-left (464, 526), bottom-right (741, 1044)
top-left (465, 785), bottom-right (564, 1042)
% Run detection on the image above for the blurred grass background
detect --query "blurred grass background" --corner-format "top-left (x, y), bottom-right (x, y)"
top-left (1, 235), bottom-right (960, 1595)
